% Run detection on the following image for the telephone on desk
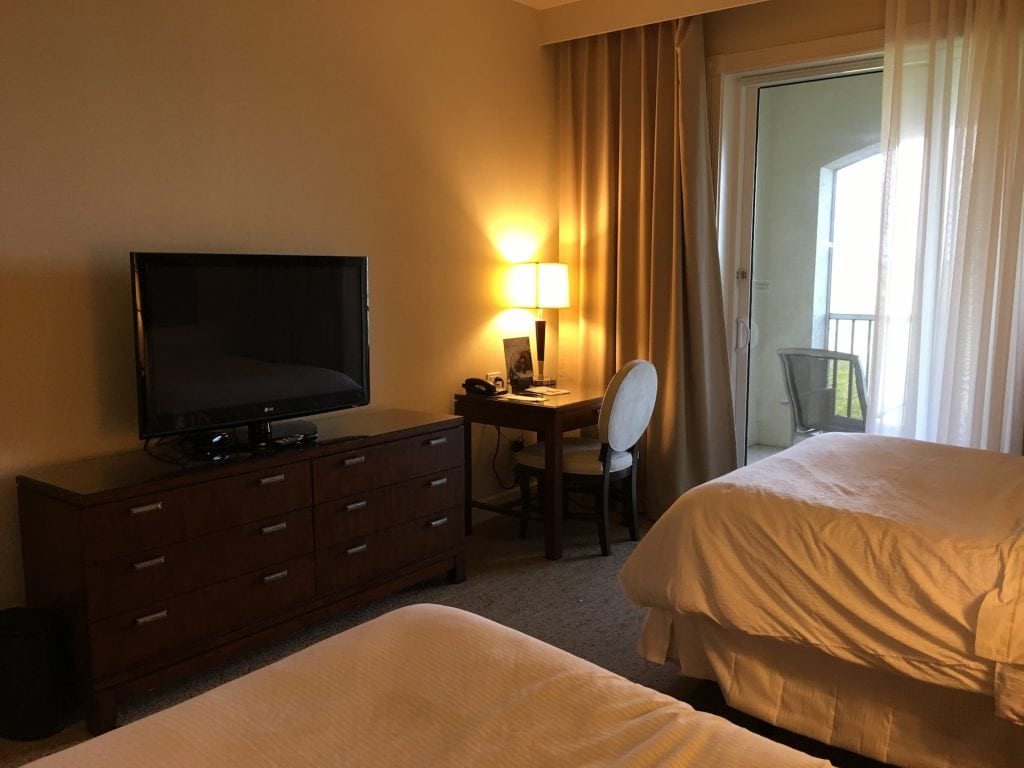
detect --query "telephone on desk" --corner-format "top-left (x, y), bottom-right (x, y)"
top-left (462, 377), bottom-right (502, 397)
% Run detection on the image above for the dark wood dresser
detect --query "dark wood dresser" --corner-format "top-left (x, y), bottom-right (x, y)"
top-left (16, 408), bottom-right (464, 734)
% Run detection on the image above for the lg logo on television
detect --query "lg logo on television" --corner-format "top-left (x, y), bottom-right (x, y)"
top-left (263, 406), bottom-right (275, 413)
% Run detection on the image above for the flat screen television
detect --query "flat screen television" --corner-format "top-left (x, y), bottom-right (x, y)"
top-left (131, 252), bottom-right (370, 453)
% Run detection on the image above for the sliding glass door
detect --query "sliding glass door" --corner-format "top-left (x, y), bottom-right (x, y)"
top-left (717, 59), bottom-right (884, 464)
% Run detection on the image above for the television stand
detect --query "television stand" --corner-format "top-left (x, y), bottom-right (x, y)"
top-left (17, 407), bottom-right (465, 734)
top-left (171, 421), bottom-right (319, 463)
top-left (244, 419), bottom-right (318, 449)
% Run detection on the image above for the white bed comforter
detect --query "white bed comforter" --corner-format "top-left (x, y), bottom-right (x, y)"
top-left (619, 433), bottom-right (1024, 723)
top-left (27, 604), bottom-right (829, 767)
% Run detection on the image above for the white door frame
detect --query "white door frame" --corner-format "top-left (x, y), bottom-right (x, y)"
top-left (708, 31), bottom-right (884, 465)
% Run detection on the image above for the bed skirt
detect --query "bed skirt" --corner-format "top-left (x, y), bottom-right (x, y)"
top-left (639, 609), bottom-right (1024, 768)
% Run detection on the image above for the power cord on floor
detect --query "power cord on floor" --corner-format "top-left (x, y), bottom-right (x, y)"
top-left (491, 426), bottom-right (525, 490)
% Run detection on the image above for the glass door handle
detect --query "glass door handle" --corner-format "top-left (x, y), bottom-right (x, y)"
top-left (736, 317), bottom-right (751, 350)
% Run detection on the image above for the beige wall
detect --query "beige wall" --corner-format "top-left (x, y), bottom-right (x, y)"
top-left (0, 0), bottom-right (892, 607)
top-left (531, 0), bottom-right (885, 48)
top-left (704, 0), bottom-right (885, 55)
top-left (535, 0), bottom-right (767, 44)
top-left (0, 0), bottom-right (557, 607)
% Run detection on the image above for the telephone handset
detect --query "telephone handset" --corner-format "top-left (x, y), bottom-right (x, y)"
top-left (463, 377), bottom-right (501, 396)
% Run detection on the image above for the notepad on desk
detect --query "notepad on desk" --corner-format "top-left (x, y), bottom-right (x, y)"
top-left (525, 386), bottom-right (570, 395)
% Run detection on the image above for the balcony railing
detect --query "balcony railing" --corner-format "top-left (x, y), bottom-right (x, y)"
top-left (827, 313), bottom-right (874, 381)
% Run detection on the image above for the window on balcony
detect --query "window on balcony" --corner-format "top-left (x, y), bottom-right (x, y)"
top-left (818, 150), bottom-right (882, 387)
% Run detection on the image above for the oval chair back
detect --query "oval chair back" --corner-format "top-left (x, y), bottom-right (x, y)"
top-left (513, 359), bottom-right (658, 556)
top-left (598, 359), bottom-right (659, 452)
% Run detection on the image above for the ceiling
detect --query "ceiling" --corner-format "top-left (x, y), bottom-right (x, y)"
top-left (512, 0), bottom-right (580, 9)
top-left (515, 0), bottom-right (770, 45)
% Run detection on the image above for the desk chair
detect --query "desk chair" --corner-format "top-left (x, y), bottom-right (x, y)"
top-left (514, 359), bottom-right (658, 556)
top-left (777, 347), bottom-right (866, 444)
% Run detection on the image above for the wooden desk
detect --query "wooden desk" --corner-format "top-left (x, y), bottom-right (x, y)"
top-left (454, 388), bottom-right (604, 559)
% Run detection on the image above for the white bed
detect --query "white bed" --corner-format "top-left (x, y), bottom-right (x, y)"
top-left (25, 603), bottom-right (829, 767)
top-left (619, 432), bottom-right (1024, 768)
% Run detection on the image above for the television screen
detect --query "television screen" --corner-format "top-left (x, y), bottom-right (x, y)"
top-left (131, 252), bottom-right (370, 446)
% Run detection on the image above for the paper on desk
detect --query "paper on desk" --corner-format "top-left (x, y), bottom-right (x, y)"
top-left (525, 386), bottom-right (569, 395)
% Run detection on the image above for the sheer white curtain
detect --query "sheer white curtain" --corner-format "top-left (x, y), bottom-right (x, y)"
top-left (869, 0), bottom-right (1024, 451)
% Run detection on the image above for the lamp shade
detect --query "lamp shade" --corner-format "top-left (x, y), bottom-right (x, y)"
top-left (508, 262), bottom-right (570, 309)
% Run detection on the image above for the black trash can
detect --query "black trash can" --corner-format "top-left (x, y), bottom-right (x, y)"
top-left (0, 607), bottom-right (71, 741)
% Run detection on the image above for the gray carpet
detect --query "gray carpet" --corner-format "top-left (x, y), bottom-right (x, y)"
top-left (2, 513), bottom-right (691, 766)
top-left (2, 512), bottom-right (890, 768)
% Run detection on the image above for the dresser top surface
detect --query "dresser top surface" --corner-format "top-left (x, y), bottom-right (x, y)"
top-left (17, 408), bottom-right (462, 503)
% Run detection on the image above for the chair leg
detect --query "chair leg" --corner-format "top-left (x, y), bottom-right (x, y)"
top-left (616, 478), bottom-right (630, 526)
top-left (597, 475), bottom-right (611, 556)
top-left (517, 469), bottom-right (531, 539)
top-left (626, 469), bottom-right (639, 541)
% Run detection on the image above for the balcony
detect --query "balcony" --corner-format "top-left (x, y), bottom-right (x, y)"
top-left (825, 313), bottom-right (874, 420)
top-left (827, 312), bottom-right (874, 380)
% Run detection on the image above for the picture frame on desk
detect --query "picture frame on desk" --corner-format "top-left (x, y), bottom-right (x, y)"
top-left (503, 336), bottom-right (534, 393)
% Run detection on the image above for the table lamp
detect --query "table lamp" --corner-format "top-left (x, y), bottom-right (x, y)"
top-left (509, 262), bottom-right (570, 386)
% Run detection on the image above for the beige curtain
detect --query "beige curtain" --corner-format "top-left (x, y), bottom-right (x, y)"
top-left (557, 18), bottom-right (737, 516)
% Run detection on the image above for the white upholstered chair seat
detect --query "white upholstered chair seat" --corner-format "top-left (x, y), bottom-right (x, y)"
top-left (515, 438), bottom-right (634, 475)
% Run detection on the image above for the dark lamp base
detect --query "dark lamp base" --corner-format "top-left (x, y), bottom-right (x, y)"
top-left (532, 377), bottom-right (557, 386)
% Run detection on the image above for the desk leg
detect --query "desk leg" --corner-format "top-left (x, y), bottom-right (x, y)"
top-left (543, 432), bottom-right (564, 559)
top-left (463, 422), bottom-right (474, 535)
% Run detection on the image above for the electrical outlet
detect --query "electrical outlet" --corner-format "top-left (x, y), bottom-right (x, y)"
top-left (485, 371), bottom-right (501, 385)
top-left (510, 437), bottom-right (524, 452)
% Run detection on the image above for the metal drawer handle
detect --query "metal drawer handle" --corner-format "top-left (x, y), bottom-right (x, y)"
top-left (133, 555), bottom-right (166, 571)
top-left (129, 501), bottom-right (162, 516)
top-left (343, 455), bottom-right (366, 467)
top-left (259, 474), bottom-right (286, 486)
top-left (261, 522), bottom-right (288, 535)
top-left (345, 500), bottom-right (368, 512)
top-left (346, 543), bottom-right (368, 556)
top-left (429, 477), bottom-right (448, 488)
top-left (263, 569), bottom-right (289, 583)
top-left (135, 610), bottom-right (167, 626)
top-left (428, 436), bottom-right (448, 446)
top-left (430, 517), bottom-right (450, 528)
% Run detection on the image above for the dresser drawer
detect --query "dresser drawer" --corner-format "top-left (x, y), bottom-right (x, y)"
top-left (313, 490), bottom-right (382, 548)
top-left (200, 556), bottom-right (315, 640)
top-left (85, 509), bottom-right (314, 622)
top-left (312, 427), bottom-right (462, 503)
top-left (315, 535), bottom-right (380, 595)
top-left (81, 464), bottom-right (312, 564)
top-left (89, 555), bottom-right (314, 679)
top-left (185, 463), bottom-right (312, 537)
top-left (377, 508), bottom-right (463, 573)
top-left (82, 487), bottom-right (196, 564)
top-left (315, 507), bottom-right (462, 596)
top-left (314, 466), bottom-right (463, 548)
